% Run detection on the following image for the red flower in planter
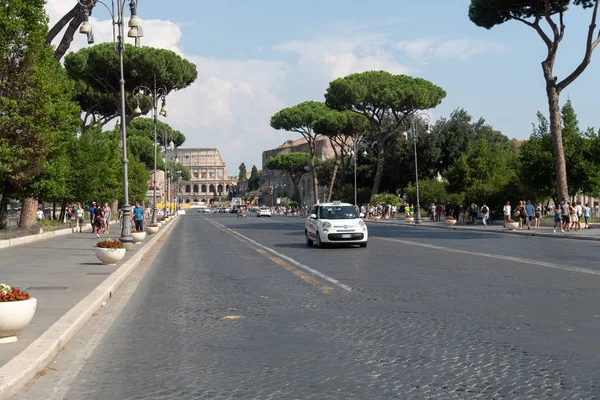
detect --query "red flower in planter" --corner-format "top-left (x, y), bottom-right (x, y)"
top-left (96, 238), bottom-right (124, 249)
top-left (0, 285), bottom-right (31, 302)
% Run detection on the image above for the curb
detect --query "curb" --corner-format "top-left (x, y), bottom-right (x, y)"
top-left (368, 219), bottom-right (600, 242)
top-left (0, 216), bottom-right (180, 398)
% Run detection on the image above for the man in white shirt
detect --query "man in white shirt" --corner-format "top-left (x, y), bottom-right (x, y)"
top-left (480, 203), bottom-right (490, 227)
top-left (35, 207), bottom-right (44, 222)
top-left (503, 201), bottom-right (511, 228)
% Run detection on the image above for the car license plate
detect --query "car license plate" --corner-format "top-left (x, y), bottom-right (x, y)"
top-left (341, 234), bottom-right (351, 239)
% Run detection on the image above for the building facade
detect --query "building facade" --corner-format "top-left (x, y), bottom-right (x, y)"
top-left (261, 137), bottom-right (343, 206)
top-left (178, 148), bottom-right (237, 205)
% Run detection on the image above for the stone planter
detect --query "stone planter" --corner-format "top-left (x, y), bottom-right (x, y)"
top-left (405, 217), bottom-right (414, 224)
top-left (94, 247), bottom-right (126, 265)
top-left (0, 298), bottom-right (37, 344)
top-left (445, 219), bottom-right (457, 226)
top-left (145, 225), bottom-right (159, 234)
top-left (131, 231), bottom-right (146, 244)
top-left (505, 222), bottom-right (519, 231)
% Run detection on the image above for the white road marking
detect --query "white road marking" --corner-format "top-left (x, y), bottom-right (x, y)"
top-left (375, 237), bottom-right (600, 277)
top-left (208, 219), bottom-right (353, 292)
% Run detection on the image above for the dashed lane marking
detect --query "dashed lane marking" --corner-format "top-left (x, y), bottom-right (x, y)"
top-left (207, 219), bottom-right (352, 292)
top-left (375, 236), bottom-right (600, 277)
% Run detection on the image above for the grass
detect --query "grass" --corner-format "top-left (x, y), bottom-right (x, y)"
top-left (0, 220), bottom-right (73, 240)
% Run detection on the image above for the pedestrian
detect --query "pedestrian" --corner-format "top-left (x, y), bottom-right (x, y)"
top-left (560, 198), bottom-right (570, 232)
top-left (89, 202), bottom-right (97, 233)
top-left (132, 201), bottom-right (145, 231)
top-left (534, 202), bottom-right (542, 230)
top-left (553, 204), bottom-right (563, 233)
top-left (569, 202), bottom-right (578, 232)
top-left (584, 203), bottom-right (591, 229)
top-left (71, 203), bottom-right (84, 233)
top-left (430, 202), bottom-right (436, 222)
top-left (409, 204), bottom-right (414, 217)
top-left (503, 201), bottom-right (511, 228)
top-left (35, 207), bottom-right (44, 222)
top-left (525, 200), bottom-right (535, 230)
top-left (575, 201), bottom-right (583, 231)
top-left (93, 204), bottom-right (104, 239)
top-left (103, 203), bottom-right (111, 234)
top-left (480, 203), bottom-right (490, 227)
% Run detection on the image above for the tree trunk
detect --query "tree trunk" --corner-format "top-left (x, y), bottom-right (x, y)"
top-left (546, 84), bottom-right (569, 202)
top-left (309, 152), bottom-right (319, 205)
top-left (53, 202), bottom-right (57, 221)
top-left (53, 10), bottom-right (86, 61)
top-left (111, 200), bottom-right (119, 221)
top-left (19, 198), bottom-right (38, 228)
top-left (59, 202), bottom-right (67, 222)
top-left (46, 4), bottom-right (81, 45)
top-left (0, 185), bottom-right (11, 229)
top-left (327, 161), bottom-right (339, 203)
top-left (371, 143), bottom-right (386, 197)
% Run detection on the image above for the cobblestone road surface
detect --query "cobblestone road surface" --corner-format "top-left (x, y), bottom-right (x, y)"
top-left (17, 213), bottom-right (600, 399)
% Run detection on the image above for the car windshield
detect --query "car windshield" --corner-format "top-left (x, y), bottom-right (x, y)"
top-left (319, 206), bottom-right (358, 219)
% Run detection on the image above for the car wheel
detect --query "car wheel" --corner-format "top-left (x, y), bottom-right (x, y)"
top-left (316, 233), bottom-right (324, 248)
top-left (359, 242), bottom-right (367, 248)
top-left (305, 231), bottom-right (313, 246)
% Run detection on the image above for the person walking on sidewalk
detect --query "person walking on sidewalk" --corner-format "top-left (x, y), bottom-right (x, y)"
top-left (553, 205), bottom-right (563, 233)
top-left (93, 204), bottom-right (104, 239)
top-left (560, 199), bottom-right (570, 232)
top-left (503, 201), bottom-right (511, 228)
top-left (480, 203), bottom-right (490, 227)
top-left (534, 202), bottom-right (542, 230)
top-left (525, 200), bottom-right (535, 230)
top-left (575, 201), bottom-right (583, 231)
top-left (89, 202), bottom-right (97, 233)
top-left (132, 201), bottom-right (145, 231)
top-left (102, 203), bottom-right (111, 234)
top-left (584, 203), bottom-right (591, 229)
top-left (72, 203), bottom-right (84, 233)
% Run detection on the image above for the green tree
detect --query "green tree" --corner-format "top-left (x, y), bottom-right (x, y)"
top-left (126, 118), bottom-right (186, 170)
top-left (249, 165), bottom-right (260, 191)
top-left (445, 136), bottom-right (520, 211)
top-left (64, 43), bottom-right (197, 129)
top-left (325, 70), bottom-right (446, 197)
top-left (521, 101), bottom-right (600, 202)
top-left (371, 193), bottom-right (401, 208)
top-left (403, 179), bottom-right (448, 207)
top-left (271, 101), bottom-right (332, 204)
top-left (238, 163), bottom-right (247, 182)
top-left (266, 153), bottom-right (315, 202)
top-left (314, 109), bottom-right (369, 202)
top-left (469, 0), bottom-right (598, 202)
top-left (0, 0), bottom-right (81, 228)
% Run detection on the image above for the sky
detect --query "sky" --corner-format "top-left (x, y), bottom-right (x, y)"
top-left (45, 0), bottom-right (600, 176)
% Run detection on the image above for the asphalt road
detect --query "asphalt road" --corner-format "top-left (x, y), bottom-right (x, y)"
top-left (17, 213), bottom-right (600, 399)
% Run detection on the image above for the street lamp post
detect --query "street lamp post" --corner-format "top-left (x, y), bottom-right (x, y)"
top-left (350, 138), bottom-right (367, 207)
top-left (133, 77), bottom-right (168, 225)
top-left (78, 0), bottom-right (144, 243)
top-left (404, 113), bottom-right (431, 225)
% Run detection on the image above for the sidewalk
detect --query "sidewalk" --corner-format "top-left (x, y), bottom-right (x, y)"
top-left (0, 218), bottom-right (178, 397)
top-left (369, 217), bottom-right (600, 241)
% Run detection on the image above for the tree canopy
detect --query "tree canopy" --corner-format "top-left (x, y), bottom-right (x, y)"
top-left (271, 101), bottom-right (333, 204)
top-left (325, 70), bottom-right (446, 196)
top-left (469, 0), bottom-right (600, 201)
top-left (0, 0), bottom-right (81, 227)
top-left (64, 43), bottom-right (197, 127)
top-left (266, 153), bottom-right (316, 202)
top-left (469, 0), bottom-right (594, 29)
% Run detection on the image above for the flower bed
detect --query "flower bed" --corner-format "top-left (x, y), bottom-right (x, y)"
top-left (0, 284), bottom-right (31, 302)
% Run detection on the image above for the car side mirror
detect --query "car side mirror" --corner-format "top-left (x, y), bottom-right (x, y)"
top-left (359, 212), bottom-right (365, 218)
top-left (310, 213), bottom-right (317, 219)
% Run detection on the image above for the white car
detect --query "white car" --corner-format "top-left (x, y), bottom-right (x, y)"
top-left (305, 201), bottom-right (367, 248)
top-left (257, 207), bottom-right (272, 217)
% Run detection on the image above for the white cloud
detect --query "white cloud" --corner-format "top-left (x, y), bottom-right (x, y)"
top-left (396, 37), bottom-right (506, 62)
top-left (45, 1), bottom-right (413, 174)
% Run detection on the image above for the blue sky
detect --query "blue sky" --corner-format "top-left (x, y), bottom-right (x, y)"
top-left (47, 0), bottom-right (600, 175)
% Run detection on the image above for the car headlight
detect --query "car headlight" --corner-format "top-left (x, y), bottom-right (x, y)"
top-left (322, 222), bottom-right (331, 229)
